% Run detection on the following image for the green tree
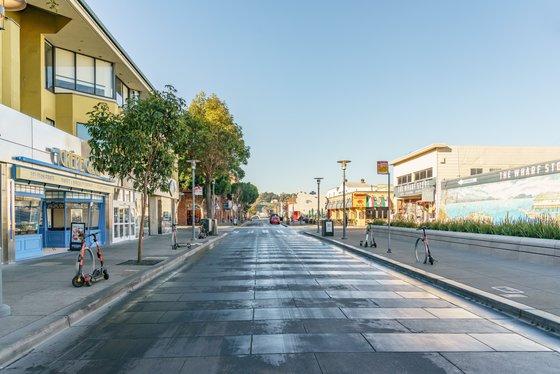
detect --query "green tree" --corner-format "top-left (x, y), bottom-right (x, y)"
top-left (87, 86), bottom-right (186, 262)
top-left (181, 92), bottom-right (250, 218)
top-left (232, 182), bottom-right (259, 209)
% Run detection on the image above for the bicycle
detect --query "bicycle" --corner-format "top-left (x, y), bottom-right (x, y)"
top-left (72, 233), bottom-right (109, 287)
top-left (414, 227), bottom-right (435, 265)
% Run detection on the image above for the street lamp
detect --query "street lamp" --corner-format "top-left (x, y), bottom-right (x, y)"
top-left (187, 160), bottom-right (199, 241)
top-left (314, 177), bottom-right (323, 233)
top-left (337, 160), bottom-right (351, 239)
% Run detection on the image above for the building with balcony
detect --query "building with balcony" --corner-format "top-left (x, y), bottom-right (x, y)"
top-left (0, 1), bottom-right (178, 263)
top-left (391, 144), bottom-right (560, 222)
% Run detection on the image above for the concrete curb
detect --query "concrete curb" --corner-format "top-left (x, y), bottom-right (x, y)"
top-left (304, 231), bottom-right (560, 335)
top-left (0, 233), bottom-right (229, 368)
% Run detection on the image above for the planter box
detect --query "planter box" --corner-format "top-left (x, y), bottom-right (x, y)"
top-left (373, 225), bottom-right (560, 265)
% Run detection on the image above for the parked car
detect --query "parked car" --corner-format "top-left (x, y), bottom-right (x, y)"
top-left (269, 214), bottom-right (281, 225)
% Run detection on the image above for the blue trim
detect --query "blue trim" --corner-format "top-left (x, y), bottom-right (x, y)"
top-left (13, 156), bottom-right (113, 182)
top-left (15, 191), bottom-right (45, 199)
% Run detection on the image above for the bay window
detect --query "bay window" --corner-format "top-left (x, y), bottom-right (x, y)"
top-left (47, 44), bottom-right (115, 99)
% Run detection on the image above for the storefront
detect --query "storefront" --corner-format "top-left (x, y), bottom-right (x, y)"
top-left (394, 178), bottom-right (436, 222)
top-left (11, 164), bottom-right (114, 261)
top-left (112, 188), bottom-right (138, 243)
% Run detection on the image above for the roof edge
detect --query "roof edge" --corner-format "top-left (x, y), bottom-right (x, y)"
top-left (76, 0), bottom-right (155, 92)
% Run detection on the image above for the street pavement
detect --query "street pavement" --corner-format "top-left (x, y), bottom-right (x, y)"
top-left (328, 227), bottom-right (560, 317)
top-left (0, 227), bottom-right (225, 342)
top-left (5, 220), bottom-right (560, 373)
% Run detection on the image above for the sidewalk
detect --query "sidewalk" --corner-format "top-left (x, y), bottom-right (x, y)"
top-left (0, 226), bottom-right (231, 363)
top-left (305, 227), bottom-right (560, 323)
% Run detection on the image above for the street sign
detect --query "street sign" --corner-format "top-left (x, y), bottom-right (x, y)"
top-left (377, 161), bottom-right (389, 175)
top-left (194, 186), bottom-right (203, 196)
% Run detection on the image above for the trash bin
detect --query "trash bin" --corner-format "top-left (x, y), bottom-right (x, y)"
top-left (321, 219), bottom-right (334, 236)
top-left (200, 218), bottom-right (211, 234)
top-left (210, 219), bottom-right (218, 236)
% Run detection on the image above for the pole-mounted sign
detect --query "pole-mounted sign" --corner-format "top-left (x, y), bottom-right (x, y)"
top-left (376, 160), bottom-right (391, 253)
top-left (377, 161), bottom-right (389, 175)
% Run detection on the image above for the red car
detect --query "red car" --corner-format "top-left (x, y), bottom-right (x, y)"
top-left (269, 215), bottom-right (280, 225)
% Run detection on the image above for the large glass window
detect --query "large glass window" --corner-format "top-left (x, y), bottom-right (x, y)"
top-left (76, 54), bottom-right (95, 94)
top-left (45, 41), bottom-right (54, 91)
top-left (15, 197), bottom-right (42, 235)
top-left (55, 48), bottom-right (75, 90)
top-left (51, 46), bottom-right (115, 99)
top-left (95, 60), bottom-right (113, 98)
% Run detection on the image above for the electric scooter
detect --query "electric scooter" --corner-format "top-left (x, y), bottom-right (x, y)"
top-left (72, 233), bottom-right (109, 287)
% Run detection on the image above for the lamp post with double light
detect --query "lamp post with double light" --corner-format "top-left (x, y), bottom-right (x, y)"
top-left (337, 160), bottom-right (351, 239)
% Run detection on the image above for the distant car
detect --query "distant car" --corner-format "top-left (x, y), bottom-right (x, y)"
top-left (269, 215), bottom-right (280, 225)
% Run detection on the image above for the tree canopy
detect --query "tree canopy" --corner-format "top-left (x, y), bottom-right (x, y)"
top-left (86, 86), bottom-right (185, 262)
top-left (181, 92), bottom-right (250, 217)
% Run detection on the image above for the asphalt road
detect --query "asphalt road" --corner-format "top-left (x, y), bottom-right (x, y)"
top-left (5, 220), bottom-right (560, 373)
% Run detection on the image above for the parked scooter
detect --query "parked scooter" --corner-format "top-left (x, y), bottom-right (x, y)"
top-left (359, 223), bottom-right (377, 248)
top-left (72, 233), bottom-right (109, 287)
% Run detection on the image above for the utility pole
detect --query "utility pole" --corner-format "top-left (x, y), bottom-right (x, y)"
top-left (314, 177), bottom-right (323, 233)
top-left (337, 160), bottom-right (351, 239)
top-left (187, 160), bottom-right (199, 241)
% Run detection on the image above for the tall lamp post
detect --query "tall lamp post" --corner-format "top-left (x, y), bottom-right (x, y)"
top-left (187, 160), bottom-right (199, 241)
top-left (314, 177), bottom-right (323, 233)
top-left (337, 160), bottom-right (351, 239)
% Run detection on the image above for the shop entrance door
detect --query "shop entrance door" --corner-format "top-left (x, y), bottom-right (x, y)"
top-left (113, 206), bottom-right (134, 242)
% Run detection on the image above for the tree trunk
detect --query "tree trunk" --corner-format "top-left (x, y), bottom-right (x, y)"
top-left (137, 190), bottom-right (147, 263)
top-left (204, 180), bottom-right (213, 219)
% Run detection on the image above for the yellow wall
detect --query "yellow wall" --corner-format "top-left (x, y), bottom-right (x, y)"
top-left (55, 93), bottom-right (117, 135)
top-left (0, 5), bottom-right (121, 137)
top-left (1, 13), bottom-right (21, 110)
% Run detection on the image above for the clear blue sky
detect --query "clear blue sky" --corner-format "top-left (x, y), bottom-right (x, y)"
top-left (87, 0), bottom-right (560, 194)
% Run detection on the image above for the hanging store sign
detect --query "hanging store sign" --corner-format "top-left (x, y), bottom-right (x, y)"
top-left (14, 166), bottom-right (114, 194)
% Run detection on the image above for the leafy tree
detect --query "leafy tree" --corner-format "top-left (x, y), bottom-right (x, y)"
top-left (181, 92), bottom-right (250, 218)
top-left (87, 86), bottom-right (186, 263)
top-left (232, 182), bottom-right (259, 209)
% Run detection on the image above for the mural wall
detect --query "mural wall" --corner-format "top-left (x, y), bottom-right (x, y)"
top-left (440, 173), bottom-right (560, 222)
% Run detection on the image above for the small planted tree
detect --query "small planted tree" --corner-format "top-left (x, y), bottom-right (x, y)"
top-left (86, 86), bottom-right (186, 262)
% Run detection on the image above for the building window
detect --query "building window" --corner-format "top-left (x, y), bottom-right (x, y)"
top-left (414, 168), bottom-right (433, 181)
top-left (45, 118), bottom-right (55, 127)
top-left (45, 41), bottom-right (54, 91)
top-left (397, 174), bottom-right (412, 185)
top-left (51, 46), bottom-right (114, 99)
top-left (76, 123), bottom-right (91, 141)
top-left (76, 54), bottom-right (95, 95)
top-left (489, 168), bottom-right (501, 172)
top-left (95, 59), bottom-right (113, 98)
top-left (55, 48), bottom-right (76, 90)
top-left (116, 77), bottom-right (132, 107)
top-left (470, 168), bottom-right (483, 176)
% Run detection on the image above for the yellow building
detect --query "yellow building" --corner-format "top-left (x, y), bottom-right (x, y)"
top-left (0, 1), bottom-right (179, 263)
top-left (1, 0), bottom-right (152, 136)
top-left (326, 181), bottom-right (394, 227)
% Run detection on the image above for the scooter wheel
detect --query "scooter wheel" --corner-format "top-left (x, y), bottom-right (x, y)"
top-left (103, 270), bottom-right (110, 280)
top-left (72, 275), bottom-right (84, 288)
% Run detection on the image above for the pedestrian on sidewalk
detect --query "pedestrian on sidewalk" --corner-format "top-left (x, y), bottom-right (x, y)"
top-left (360, 222), bottom-right (377, 248)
